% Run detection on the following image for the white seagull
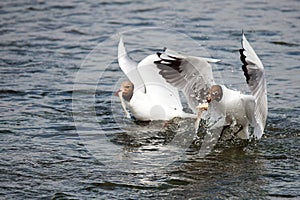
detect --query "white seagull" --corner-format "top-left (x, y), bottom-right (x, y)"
top-left (154, 33), bottom-right (268, 140)
top-left (115, 37), bottom-right (196, 121)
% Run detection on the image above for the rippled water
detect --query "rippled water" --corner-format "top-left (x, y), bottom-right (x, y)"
top-left (1, 0), bottom-right (299, 199)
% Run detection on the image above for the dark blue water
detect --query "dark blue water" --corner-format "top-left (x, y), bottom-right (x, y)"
top-left (1, 0), bottom-right (299, 199)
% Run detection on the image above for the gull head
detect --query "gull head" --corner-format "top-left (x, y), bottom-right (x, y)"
top-left (115, 81), bottom-right (134, 102)
top-left (207, 85), bottom-right (223, 103)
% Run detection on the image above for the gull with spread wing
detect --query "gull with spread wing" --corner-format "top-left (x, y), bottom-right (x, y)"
top-left (115, 37), bottom-right (196, 121)
top-left (154, 33), bottom-right (267, 140)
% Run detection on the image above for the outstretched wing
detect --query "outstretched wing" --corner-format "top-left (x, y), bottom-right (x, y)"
top-left (118, 37), bottom-right (184, 113)
top-left (240, 33), bottom-right (268, 139)
top-left (137, 53), bottom-right (184, 113)
top-left (118, 37), bottom-right (146, 93)
top-left (154, 48), bottom-right (220, 113)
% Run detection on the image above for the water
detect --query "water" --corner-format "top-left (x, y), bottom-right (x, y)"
top-left (1, 0), bottom-right (299, 199)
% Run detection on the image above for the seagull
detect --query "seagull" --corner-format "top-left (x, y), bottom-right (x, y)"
top-left (115, 37), bottom-right (196, 121)
top-left (154, 33), bottom-right (268, 140)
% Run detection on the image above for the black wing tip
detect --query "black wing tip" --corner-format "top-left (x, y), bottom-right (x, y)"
top-left (156, 47), bottom-right (167, 57)
top-left (239, 48), bottom-right (250, 84)
top-left (154, 52), bottom-right (183, 73)
top-left (239, 48), bottom-right (246, 61)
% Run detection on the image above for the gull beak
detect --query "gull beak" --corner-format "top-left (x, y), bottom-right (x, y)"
top-left (206, 95), bottom-right (212, 103)
top-left (114, 89), bottom-right (121, 96)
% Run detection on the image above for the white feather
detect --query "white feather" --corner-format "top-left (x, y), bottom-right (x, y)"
top-left (117, 36), bottom-right (196, 121)
top-left (155, 34), bottom-right (268, 139)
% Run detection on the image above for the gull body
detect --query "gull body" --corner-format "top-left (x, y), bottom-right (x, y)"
top-left (116, 37), bottom-right (196, 121)
top-left (154, 34), bottom-right (267, 139)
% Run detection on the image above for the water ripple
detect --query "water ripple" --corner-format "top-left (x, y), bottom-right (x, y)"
top-left (0, 0), bottom-right (299, 199)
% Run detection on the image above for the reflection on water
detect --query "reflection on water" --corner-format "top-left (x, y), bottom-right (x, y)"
top-left (1, 0), bottom-right (299, 199)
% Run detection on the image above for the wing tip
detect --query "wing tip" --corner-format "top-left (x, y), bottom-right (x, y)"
top-left (239, 36), bottom-right (250, 84)
top-left (241, 32), bottom-right (248, 48)
top-left (253, 125), bottom-right (264, 140)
